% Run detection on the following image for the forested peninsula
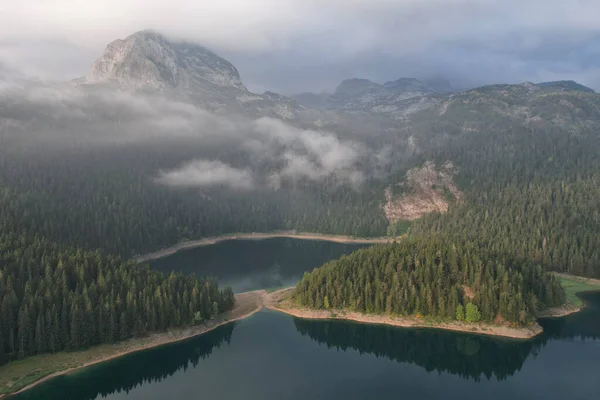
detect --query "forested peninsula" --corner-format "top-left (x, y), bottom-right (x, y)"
top-left (0, 233), bottom-right (235, 369)
top-left (283, 238), bottom-right (567, 338)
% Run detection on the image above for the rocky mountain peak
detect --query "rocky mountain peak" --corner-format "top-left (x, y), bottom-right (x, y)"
top-left (85, 30), bottom-right (246, 92)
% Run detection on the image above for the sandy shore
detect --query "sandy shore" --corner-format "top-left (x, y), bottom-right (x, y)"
top-left (136, 231), bottom-right (395, 263)
top-left (264, 288), bottom-right (544, 340)
top-left (265, 273), bottom-right (600, 336)
top-left (536, 303), bottom-right (581, 318)
top-left (2, 291), bottom-right (265, 398)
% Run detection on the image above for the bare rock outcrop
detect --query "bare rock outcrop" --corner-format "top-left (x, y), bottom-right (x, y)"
top-left (384, 161), bottom-right (462, 222)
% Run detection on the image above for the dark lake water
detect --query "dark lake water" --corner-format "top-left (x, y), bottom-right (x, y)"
top-left (12, 239), bottom-right (600, 400)
top-left (147, 237), bottom-right (370, 292)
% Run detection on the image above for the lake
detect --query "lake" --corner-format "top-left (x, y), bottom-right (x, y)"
top-left (147, 237), bottom-right (370, 292)
top-left (12, 239), bottom-right (600, 400)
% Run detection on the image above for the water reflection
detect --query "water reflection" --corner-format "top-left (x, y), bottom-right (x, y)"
top-left (293, 292), bottom-right (600, 381)
top-left (13, 323), bottom-right (236, 400)
top-left (294, 318), bottom-right (543, 381)
top-left (149, 238), bottom-right (369, 292)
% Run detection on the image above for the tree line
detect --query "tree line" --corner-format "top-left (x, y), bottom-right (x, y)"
top-left (293, 318), bottom-right (546, 381)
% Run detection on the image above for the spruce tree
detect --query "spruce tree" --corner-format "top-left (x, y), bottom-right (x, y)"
top-left (35, 314), bottom-right (45, 354)
top-left (455, 304), bottom-right (465, 321)
top-left (465, 303), bottom-right (481, 323)
top-left (0, 317), bottom-right (6, 365)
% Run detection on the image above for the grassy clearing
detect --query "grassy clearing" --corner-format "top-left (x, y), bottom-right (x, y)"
top-left (0, 343), bottom-right (119, 395)
top-left (559, 275), bottom-right (600, 307)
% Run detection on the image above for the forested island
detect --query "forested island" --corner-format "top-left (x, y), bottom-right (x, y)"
top-left (281, 238), bottom-right (567, 338)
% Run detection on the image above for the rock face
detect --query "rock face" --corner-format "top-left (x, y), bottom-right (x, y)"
top-left (383, 161), bottom-right (462, 222)
top-left (85, 30), bottom-right (246, 92)
top-left (82, 30), bottom-right (320, 122)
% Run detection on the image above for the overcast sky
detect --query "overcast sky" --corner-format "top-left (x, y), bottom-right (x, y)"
top-left (1, 0), bottom-right (599, 93)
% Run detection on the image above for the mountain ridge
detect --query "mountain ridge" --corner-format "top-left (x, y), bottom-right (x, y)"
top-left (80, 29), bottom-right (596, 125)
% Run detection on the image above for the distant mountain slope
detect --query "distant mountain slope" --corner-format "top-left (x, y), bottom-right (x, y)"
top-left (536, 80), bottom-right (595, 93)
top-left (293, 77), bottom-right (444, 119)
top-left (289, 92), bottom-right (331, 109)
top-left (332, 78), bottom-right (393, 102)
top-left (383, 77), bottom-right (437, 93)
top-left (414, 81), bottom-right (600, 134)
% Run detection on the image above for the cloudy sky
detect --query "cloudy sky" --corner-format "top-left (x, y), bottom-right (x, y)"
top-left (1, 0), bottom-right (599, 93)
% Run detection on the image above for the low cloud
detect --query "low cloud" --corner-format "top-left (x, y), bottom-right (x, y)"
top-left (251, 117), bottom-right (366, 187)
top-left (275, 151), bottom-right (365, 187)
top-left (156, 117), bottom-right (370, 190)
top-left (0, 78), bottom-right (384, 190)
top-left (157, 160), bottom-right (254, 190)
top-left (0, 80), bottom-right (243, 144)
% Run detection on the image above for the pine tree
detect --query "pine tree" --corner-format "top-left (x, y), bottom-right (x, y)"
top-left (107, 301), bottom-right (116, 343)
top-left (35, 314), bottom-right (45, 354)
top-left (0, 317), bottom-right (6, 365)
top-left (119, 313), bottom-right (129, 341)
top-left (60, 298), bottom-right (69, 349)
top-left (70, 305), bottom-right (81, 349)
top-left (455, 304), bottom-right (465, 321)
top-left (17, 305), bottom-right (30, 359)
top-left (465, 303), bottom-right (481, 323)
top-left (49, 307), bottom-right (59, 353)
